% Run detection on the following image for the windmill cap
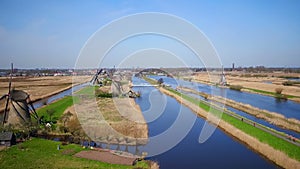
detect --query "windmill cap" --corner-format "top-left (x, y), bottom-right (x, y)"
top-left (10, 90), bottom-right (29, 101)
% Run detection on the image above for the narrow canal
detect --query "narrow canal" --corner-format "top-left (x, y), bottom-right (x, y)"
top-left (32, 83), bottom-right (88, 109)
top-left (132, 77), bottom-right (279, 169)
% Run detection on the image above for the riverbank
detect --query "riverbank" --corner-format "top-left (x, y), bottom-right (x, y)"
top-left (178, 86), bottom-right (300, 133)
top-left (143, 76), bottom-right (300, 168)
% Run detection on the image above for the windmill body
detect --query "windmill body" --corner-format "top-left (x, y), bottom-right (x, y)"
top-left (219, 66), bottom-right (227, 86)
top-left (0, 63), bottom-right (39, 126)
top-left (6, 90), bottom-right (31, 125)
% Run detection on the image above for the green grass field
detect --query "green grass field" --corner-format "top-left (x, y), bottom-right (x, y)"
top-left (75, 85), bottom-right (97, 95)
top-left (0, 138), bottom-right (149, 169)
top-left (164, 86), bottom-right (300, 161)
top-left (37, 86), bottom-right (96, 122)
top-left (37, 96), bottom-right (75, 122)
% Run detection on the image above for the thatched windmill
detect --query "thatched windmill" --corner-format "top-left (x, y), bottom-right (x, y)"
top-left (0, 63), bottom-right (39, 126)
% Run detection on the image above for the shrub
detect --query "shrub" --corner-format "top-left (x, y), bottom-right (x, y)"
top-left (157, 78), bottom-right (164, 85)
top-left (275, 88), bottom-right (283, 94)
top-left (275, 94), bottom-right (288, 100)
top-left (282, 81), bottom-right (293, 86)
top-left (229, 85), bottom-right (243, 91)
top-left (97, 92), bottom-right (112, 98)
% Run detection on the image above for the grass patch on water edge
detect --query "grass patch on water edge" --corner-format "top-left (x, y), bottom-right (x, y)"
top-left (0, 138), bottom-right (149, 169)
top-left (244, 87), bottom-right (298, 99)
top-left (165, 87), bottom-right (300, 161)
top-left (37, 86), bottom-right (97, 122)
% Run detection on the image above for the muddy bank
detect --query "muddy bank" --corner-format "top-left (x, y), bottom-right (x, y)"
top-left (159, 87), bottom-right (300, 169)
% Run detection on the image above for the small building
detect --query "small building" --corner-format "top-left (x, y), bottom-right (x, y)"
top-left (0, 132), bottom-right (16, 147)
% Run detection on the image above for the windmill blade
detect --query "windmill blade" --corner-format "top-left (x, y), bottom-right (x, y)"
top-left (29, 101), bottom-right (39, 120)
top-left (3, 96), bottom-right (10, 124)
top-left (97, 69), bottom-right (103, 75)
top-left (90, 75), bottom-right (96, 83)
top-left (0, 94), bottom-right (7, 101)
top-left (8, 63), bottom-right (13, 92)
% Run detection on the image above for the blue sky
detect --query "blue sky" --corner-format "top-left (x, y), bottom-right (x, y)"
top-left (0, 0), bottom-right (299, 68)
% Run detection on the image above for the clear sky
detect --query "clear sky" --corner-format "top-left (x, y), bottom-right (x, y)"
top-left (0, 0), bottom-right (299, 68)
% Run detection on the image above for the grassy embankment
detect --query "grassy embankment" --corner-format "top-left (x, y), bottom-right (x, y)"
top-left (37, 96), bottom-right (75, 123)
top-left (0, 138), bottom-right (149, 169)
top-left (144, 77), bottom-right (300, 162)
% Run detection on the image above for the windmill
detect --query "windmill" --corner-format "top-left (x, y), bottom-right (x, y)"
top-left (219, 66), bottom-right (227, 86)
top-left (111, 75), bottom-right (124, 97)
top-left (0, 63), bottom-right (39, 126)
top-left (90, 69), bottom-right (109, 86)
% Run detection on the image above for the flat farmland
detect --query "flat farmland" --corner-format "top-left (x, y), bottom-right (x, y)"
top-left (0, 76), bottom-right (91, 112)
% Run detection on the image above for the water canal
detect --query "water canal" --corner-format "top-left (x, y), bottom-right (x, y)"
top-left (31, 77), bottom-right (291, 168)
top-left (132, 77), bottom-right (279, 169)
top-left (149, 75), bottom-right (300, 120)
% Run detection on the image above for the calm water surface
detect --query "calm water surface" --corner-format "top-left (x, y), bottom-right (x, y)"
top-left (133, 77), bottom-right (279, 169)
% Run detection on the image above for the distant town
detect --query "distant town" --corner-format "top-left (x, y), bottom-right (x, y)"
top-left (0, 66), bottom-right (299, 77)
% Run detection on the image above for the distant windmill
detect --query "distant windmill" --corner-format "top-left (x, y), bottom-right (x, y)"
top-left (90, 69), bottom-right (104, 85)
top-left (220, 66), bottom-right (227, 86)
top-left (0, 63), bottom-right (39, 126)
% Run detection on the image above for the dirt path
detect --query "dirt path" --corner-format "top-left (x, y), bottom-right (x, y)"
top-left (74, 150), bottom-right (137, 165)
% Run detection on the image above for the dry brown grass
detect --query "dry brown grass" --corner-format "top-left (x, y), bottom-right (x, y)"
top-left (147, 161), bottom-right (160, 169)
top-left (73, 78), bottom-right (148, 145)
top-left (98, 97), bottom-right (148, 139)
